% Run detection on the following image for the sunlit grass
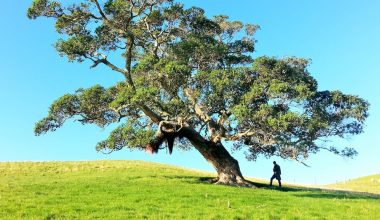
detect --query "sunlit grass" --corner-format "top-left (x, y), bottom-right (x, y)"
top-left (1, 161), bottom-right (379, 219)
top-left (326, 174), bottom-right (380, 194)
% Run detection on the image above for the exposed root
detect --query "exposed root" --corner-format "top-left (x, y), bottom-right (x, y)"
top-left (214, 175), bottom-right (256, 188)
top-left (210, 177), bottom-right (219, 183)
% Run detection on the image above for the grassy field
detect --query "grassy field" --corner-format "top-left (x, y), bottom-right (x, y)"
top-left (326, 174), bottom-right (380, 194)
top-left (0, 161), bottom-right (379, 219)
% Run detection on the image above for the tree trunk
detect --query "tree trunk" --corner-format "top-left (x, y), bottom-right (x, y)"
top-left (181, 127), bottom-right (252, 187)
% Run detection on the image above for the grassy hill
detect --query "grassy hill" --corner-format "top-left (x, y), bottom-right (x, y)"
top-left (0, 161), bottom-right (379, 219)
top-left (326, 174), bottom-right (380, 194)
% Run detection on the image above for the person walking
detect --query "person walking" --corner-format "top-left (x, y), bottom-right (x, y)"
top-left (270, 161), bottom-right (281, 187)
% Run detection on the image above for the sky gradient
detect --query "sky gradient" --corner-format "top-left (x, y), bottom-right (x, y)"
top-left (1, 0), bottom-right (379, 185)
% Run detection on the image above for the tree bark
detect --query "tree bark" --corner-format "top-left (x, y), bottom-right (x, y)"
top-left (147, 123), bottom-right (253, 186)
top-left (180, 127), bottom-right (252, 187)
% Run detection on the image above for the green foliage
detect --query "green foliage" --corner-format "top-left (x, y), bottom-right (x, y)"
top-left (55, 35), bottom-right (97, 62)
top-left (1, 161), bottom-right (379, 219)
top-left (95, 24), bottom-right (121, 51)
top-left (35, 84), bottom-right (125, 135)
top-left (27, 0), bottom-right (62, 19)
top-left (34, 94), bottom-right (79, 135)
top-left (96, 122), bottom-right (155, 152)
top-left (29, 1), bottom-right (369, 162)
top-left (152, 59), bottom-right (191, 95)
top-left (54, 3), bottom-right (92, 35)
top-left (229, 57), bottom-right (368, 160)
top-left (109, 83), bottom-right (136, 108)
top-left (194, 67), bottom-right (254, 114)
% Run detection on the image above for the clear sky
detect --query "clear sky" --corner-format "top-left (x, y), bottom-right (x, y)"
top-left (0, 0), bottom-right (379, 185)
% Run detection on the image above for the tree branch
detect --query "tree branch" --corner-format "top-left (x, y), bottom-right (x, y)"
top-left (295, 158), bottom-right (311, 167)
top-left (226, 129), bottom-right (276, 146)
top-left (139, 104), bottom-right (163, 123)
top-left (125, 35), bottom-right (136, 90)
top-left (184, 88), bottom-right (226, 142)
top-left (91, 0), bottom-right (109, 21)
top-left (89, 57), bottom-right (127, 77)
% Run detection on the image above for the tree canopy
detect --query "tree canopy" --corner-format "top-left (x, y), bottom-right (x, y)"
top-left (28, 0), bottom-right (369, 185)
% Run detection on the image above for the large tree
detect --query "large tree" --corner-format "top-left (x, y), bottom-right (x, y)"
top-left (28, 0), bottom-right (369, 186)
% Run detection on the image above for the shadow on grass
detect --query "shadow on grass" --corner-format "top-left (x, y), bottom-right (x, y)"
top-left (197, 177), bottom-right (293, 190)
top-left (279, 186), bottom-right (380, 200)
top-left (260, 183), bottom-right (380, 200)
top-left (159, 175), bottom-right (380, 200)
top-left (196, 176), bottom-right (380, 200)
top-left (294, 191), bottom-right (380, 200)
top-left (162, 175), bottom-right (206, 183)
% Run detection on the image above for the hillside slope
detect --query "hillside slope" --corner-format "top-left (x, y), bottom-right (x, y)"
top-left (0, 161), bottom-right (379, 219)
top-left (326, 174), bottom-right (380, 194)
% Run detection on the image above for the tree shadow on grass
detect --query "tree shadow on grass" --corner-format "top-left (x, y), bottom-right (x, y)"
top-left (161, 175), bottom-right (380, 200)
top-left (293, 189), bottom-right (380, 200)
top-left (257, 182), bottom-right (380, 200)
top-left (196, 176), bottom-right (380, 200)
top-left (197, 177), bottom-right (274, 188)
top-left (162, 175), bottom-right (207, 183)
top-left (294, 191), bottom-right (380, 200)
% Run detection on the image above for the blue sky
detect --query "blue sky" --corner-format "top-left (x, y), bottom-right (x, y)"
top-left (0, 0), bottom-right (379, 185)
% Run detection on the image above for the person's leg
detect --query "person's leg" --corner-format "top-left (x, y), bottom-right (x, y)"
top-left (270, 175), bottom-right (275, 186)
top-left (278, 179), bottom-right (281, 187)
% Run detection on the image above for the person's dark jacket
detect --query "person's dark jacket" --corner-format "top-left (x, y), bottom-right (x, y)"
top-left (273, 164), bottom-right (281, 175)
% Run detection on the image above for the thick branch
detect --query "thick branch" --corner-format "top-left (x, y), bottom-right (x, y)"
top-left (227, 129), bottom-right (275, 145)
top-left (184, 88), bottom-right (225, 142)
top-left (125, 36), bottom-right (136, 90)
top-left (140, 104), bottom-right (163, 123)
top-left (228, 130), bottom-right (255, 140)
top-left (88, 53), bottom-right (161, 125)
top-left (90, 57), bottom-right (127, 76)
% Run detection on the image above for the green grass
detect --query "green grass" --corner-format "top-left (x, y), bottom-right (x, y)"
top-left (1, 161), bottom-right (379, 219)
top-left (326, 174), bottom-right (380, 194)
